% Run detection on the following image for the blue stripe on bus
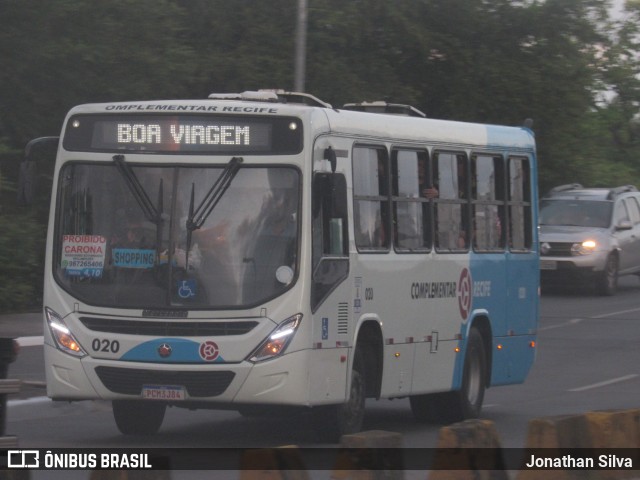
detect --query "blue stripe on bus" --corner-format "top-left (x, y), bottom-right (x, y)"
top-left (120, 338), bottom-right (226, 363)
top-left (485, 124), bottom-right (534, 149)
top-left (450, 253), bottom-right (537, 390)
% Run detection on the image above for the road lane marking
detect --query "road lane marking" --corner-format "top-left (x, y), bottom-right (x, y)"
top-left (539, 318), bottom-right (582, 331)
top-left (592, 306), bottom-right (640, 319)
top-left (16, 336), bottom-right (44, 347)
top-left (7, 396), bottom-right (51, 407)
top-left (568, 374), bottom-right (639, 392)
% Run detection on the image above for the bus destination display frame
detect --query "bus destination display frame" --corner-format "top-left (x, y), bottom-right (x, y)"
top-left (63, 114), bottom-right (304, 155)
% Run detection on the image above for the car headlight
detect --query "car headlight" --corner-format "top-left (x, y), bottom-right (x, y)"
top-left (571, 240), bottom-right (598, 255)
top-left (248, 313), bottom-right (302, 363)
top-left (45, 307), bottom-right (87, 357)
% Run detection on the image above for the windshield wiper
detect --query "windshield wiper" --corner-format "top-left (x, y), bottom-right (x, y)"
top-left (113, 155), bottom-right (165, 267)
top-left (186, 157), bottom-right (243, 232)
top-left (113, 154), bottom-right (163, 225)
top-left (185, 156), bottom-right (243, 268)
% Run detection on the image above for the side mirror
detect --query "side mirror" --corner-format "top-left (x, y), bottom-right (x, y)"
top-left (17, 136), bottom-right (59, 206)
top-left (616, 220), bottom-right (633, 231)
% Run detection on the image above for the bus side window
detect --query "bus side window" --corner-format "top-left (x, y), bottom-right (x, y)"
top-left (353, 146), bottom-right (390, 251)
top-left (471, 154), bottom-right (505, 251)
top-left (507, 157), bottom-right (532, 251)
top-left (391, 148), bottom-right (431, 251)
top-left (311, 172), bottom-right (349, 311)
top-left (433, 151), bottom-right (469, 251)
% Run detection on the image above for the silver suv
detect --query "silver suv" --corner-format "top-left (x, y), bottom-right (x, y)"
top-left (539, 184), bottom-right (640, 295)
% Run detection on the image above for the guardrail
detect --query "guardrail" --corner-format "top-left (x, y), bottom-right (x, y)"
top-left (1, 337), bottom-right (20, 448)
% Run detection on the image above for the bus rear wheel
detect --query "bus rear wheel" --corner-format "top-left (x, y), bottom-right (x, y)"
top-left (113, 400), bottom-right (166, 435)
top-left (448, 327), bottom-right (487, 421)
top-left (410, 328), bottom-right (486, 424)
top-left (312, 349), bottom-right (366, 442)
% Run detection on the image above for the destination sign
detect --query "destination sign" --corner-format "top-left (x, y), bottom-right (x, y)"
top-left (63, 114), bottom-right (303, 155)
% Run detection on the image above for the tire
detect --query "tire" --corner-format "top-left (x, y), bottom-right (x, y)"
top-left (312, 349), bottom-right (366, 442)
top-left (411, 328), bottom-right (486, 424)
top-left (453, 327), bottom-right (487, 420)
top-left (113, 400), bottom-right (166, 435)
top-left (596, 254), bottom-right (618, 296)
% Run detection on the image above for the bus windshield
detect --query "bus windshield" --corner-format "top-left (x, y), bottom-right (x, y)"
top-left (54, 162), bottom-right (299, 309)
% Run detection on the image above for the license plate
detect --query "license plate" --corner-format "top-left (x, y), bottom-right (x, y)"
top-left (540, 260), bottom-right (557, 270)
top-left (142, 385), bottom-right (185, 401)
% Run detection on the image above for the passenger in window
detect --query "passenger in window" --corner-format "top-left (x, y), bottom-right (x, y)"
top-left (422, 156), bottom-right (468, 200)
top-left (455, 156), bottom-right (468, 199)
top-left (373, 217), bottom-right (387, 247)
top-left (431, 155), bottom-right (469, 250)
top-left (417, 160), bottom-right (439, 199)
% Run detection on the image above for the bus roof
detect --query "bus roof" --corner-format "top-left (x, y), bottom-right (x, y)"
top-left (65, 95), bottom-right (536, 152)
top-left (322, 108), bottom-right (535, 151)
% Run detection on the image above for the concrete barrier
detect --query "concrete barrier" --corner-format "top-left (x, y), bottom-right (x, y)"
top-left (585, 409), bottom-right (640, 450)
top-left (517, 410), bottom-right (640, 480)
top-left (332, 430), bottom-right (404, 480)
top-left (522, 414), bottom-right (593, 450)
top-left (517, 414), bottom-right (593, 480)
top-left (1, 409), bottom-right (638, 479)
top-left (239, 446), bottom-right (309, 480)
top-left (428, 419), bottom-right (507, 480)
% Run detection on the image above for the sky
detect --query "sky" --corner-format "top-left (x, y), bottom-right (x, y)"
top-left (610, 0), bottom-right (627, 19)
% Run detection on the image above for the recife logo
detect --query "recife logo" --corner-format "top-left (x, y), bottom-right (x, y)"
top-left (457, 268), bottom-right (472, 321)
top-left (199, 341), bottom-right (220, 361)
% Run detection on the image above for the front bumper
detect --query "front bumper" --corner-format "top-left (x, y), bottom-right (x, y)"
top-left (45, 343), bottom-right (348, 407)
top-left (540, 251), bottom-right (608, 285)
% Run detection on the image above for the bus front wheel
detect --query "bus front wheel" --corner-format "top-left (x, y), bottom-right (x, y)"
top-left (312, 349), bottom-right (366, 442)
top-left (113, 400), bottom-right (166, 435)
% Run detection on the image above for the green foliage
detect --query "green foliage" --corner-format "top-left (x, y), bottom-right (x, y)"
top-left (0, 206), bottom-right (46, 312)
top-left (0, 0), bottom-right (198, 146)
top-left (1, 0), bottom-right (640, 310)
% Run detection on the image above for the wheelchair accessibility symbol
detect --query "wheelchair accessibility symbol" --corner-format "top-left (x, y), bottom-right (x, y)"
top-left (178, 279), bottom-right (196, 299)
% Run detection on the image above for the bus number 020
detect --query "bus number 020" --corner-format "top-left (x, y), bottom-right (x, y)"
top-left (92, 338), bottom-right (120, 353)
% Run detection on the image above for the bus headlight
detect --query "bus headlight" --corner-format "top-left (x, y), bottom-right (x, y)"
top-left (571, 240), bottom-right (597, 255)
top-left (248, 313), bottom-right (302, 363)
top-left (45, 307), bottom-right (87, 358)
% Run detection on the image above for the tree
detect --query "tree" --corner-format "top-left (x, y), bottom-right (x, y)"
top-left (0, 0), bottom-right (198, 147)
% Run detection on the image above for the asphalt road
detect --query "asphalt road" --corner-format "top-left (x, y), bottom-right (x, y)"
top-left (3, 276), bottom-right (640, 453)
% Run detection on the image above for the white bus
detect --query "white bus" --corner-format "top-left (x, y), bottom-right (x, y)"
top-left (25, 90), bottom-right (539, 441)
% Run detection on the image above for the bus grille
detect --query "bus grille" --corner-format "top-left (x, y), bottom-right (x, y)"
top-left (95, 366), bottom-right (235, 397)
top-left (80, 317), bottom-right (258, 336)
